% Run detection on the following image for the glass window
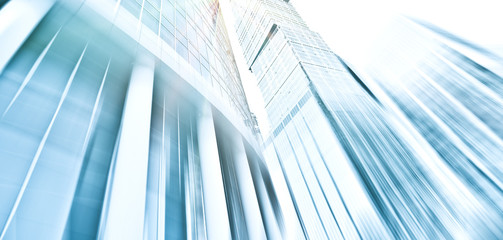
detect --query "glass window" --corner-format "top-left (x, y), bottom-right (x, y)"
top-left (187, 24), bottom-right (197, 46)
top-left (188, 42), bottom-right (198, 56)
top-left (189, 52), bottom-right (200, 73)
top-left (200, 55), bottom-right (209, 70)
top-left (143, 0), bottom-right (159, 18)
top-left (176, 39), bottom-right (188, 61)
top-left (201, 66), bottom-right (210, 81)
top-left (175, 10), bottom-right (186, 36)
top-left (162, 17), bottom-right (175, 35)
top-left (162, 1), bottom-right (175, 24)
top-left (161, 26), bottom-right (175, 48)
top-left (122, 0), bottom-right (142, 17)
top-left (176, 0), bottom-right (186, 13)
top-left (142, 10), bottom-right (159, 33)
top-left (176, 34), bottom-right (188, 47)
top-left (149, 0), bottom-right (161, 8)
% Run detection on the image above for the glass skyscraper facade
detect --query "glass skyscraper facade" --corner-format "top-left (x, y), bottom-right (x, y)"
top-left (0, 0), bottom-right (277, 239)
top-left (363, 17), bottom-right (503, 237)
top-left (231, 0), bottom-right (503, 239)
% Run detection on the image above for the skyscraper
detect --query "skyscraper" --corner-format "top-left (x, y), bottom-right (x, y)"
top-left (231, 0), bottom-right (503, 239)
top-left (363, 16), bottom-right (503, 237)
top-left (0, 0), bottom-right (275, 239)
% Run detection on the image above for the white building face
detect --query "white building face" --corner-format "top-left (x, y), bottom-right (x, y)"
top-left (0, 0), bottom-right (276, 239)
top-left (231, 0), bottom-right (503, 239)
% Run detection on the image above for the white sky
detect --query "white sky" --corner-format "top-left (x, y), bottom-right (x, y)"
top-left (291, 0), bottom-right (503, 64)
top-left (221, 0), bottom-right (503, 138)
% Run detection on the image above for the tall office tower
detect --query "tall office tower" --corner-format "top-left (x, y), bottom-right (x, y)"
top-left (0, 0), bottom-right (278, 239)
top-left (231, 0), bottom-right (503, 239)
top-left (363, 16), bottom-right (503, 237)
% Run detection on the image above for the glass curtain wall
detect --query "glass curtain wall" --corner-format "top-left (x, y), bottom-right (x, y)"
top-left (0, 1), bottom-right (272, 239)
top-left (0, 9), bottom-right (131, 239)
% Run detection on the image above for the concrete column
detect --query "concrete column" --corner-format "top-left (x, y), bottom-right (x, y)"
top-left (0, 0), bottom-right (55, 74)
top-left (103, 57), bottom-right (155, 240)
top-left (247, 152), bottom-right (283, 239)
top-left (231, 134), bottom-right (267, 240)
top-left (197, 102), bottom-right (231, 240)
